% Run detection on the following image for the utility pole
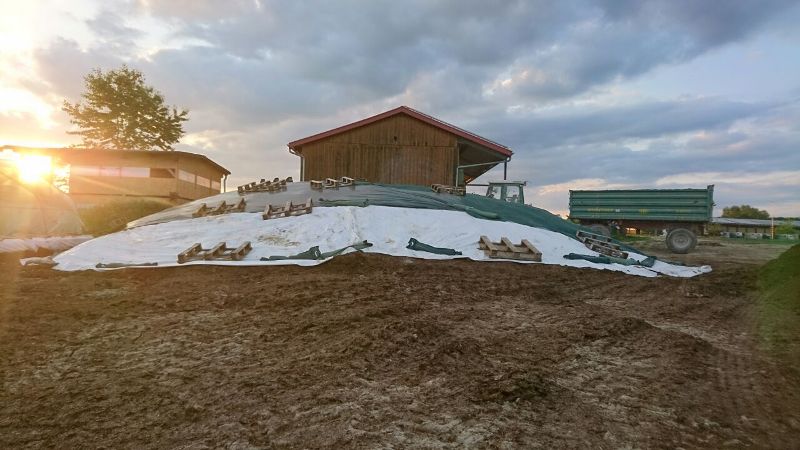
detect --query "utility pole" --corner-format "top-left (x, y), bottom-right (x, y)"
top-left (771, 217), bottom-right (774, 240)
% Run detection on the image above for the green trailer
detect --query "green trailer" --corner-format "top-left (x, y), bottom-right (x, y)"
top-left (569, 185), bottom-right (714, 253)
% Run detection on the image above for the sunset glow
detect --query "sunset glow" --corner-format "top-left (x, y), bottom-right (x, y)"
top-left (16, 154), bottom-right (52, 184)
top-left (0, 1), bottom-right (798, 214)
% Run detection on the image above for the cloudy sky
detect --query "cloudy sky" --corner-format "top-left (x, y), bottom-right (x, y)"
top-left (1, 0), bottom-right (799, 216)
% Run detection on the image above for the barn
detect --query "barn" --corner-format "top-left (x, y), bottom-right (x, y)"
top-left (3, 146), bottom-right (230, 208)
top-left (287, 106), bottom-right (512, 186)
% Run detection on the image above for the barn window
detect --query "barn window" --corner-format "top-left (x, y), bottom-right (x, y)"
top-left (99, 166), bottom-right (121, 177)
top-left (71, 165), bottom-right (100, 176)
top-left (149, 168), bottom-right (174, 178)
top-left (178, 170), bottom-right (195, 183)
top-left (120, 167), bottom-right (150, 177)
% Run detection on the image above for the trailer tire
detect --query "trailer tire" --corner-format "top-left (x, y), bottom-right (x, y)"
top-left (666, 228), bottom-right (697, 254)
top-left (588, 224), bottom-right (611, 237)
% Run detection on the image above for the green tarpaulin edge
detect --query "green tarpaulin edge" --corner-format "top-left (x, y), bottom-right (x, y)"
top-left (563, 253), bottom-right (657, 268)
top-left (260, 241), bottom-right (373, 261)
top-left (130, 181), bottom-right (664, 261)
top-left (406, 238), bottom-right (462, 256)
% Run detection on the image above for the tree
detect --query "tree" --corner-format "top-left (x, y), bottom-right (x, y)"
top-left (775, 221), bottom-right (797, 236)
top-left (721, 205), bottom-right (770, 219)
top-left (63, 66), bottom-right (188, 151)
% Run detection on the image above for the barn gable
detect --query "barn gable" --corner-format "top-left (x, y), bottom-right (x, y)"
top-left (288, 106), bottom-right (512, 186)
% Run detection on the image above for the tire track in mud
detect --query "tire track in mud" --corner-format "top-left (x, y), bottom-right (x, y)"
top-left (565, 304), bottom-right (797, 448)
top-left (705, 343), bottom-right (800, 448)
top-left (570, 264), bottom-right (800, 447)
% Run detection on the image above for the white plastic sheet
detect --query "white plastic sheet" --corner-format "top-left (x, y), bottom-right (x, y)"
top-left (1, 235), bottom-right (92, 254)
top-left (54, 206), bottom-right (711, 278)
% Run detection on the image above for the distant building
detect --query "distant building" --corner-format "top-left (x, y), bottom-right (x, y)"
top-left (287, 106), bottom-right (513, 186)
top-left (712, 217), bottom-right (800, 235)
top-left (3, 146), bottom-right (230, 208)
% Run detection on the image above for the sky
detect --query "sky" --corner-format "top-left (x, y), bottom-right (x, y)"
top-left (1, 0), bottom-right (799, 216)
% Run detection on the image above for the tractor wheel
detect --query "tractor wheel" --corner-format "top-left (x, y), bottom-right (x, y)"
top-left (588, 224), bottom-right (611, 237)
top-left (666, 228), bottom-right (697, 254)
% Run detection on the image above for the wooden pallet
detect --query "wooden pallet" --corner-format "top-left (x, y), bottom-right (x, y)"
top-left (310, 177), bottom-right (355, 190)
top-left (575, 230), bottom-right (629, 258)
top-left (177, 241), bottom-right (252, 263)
top-left (586, 243), bottom-right (629, 258)
top-left (263, 198), bottom-right (313, 220)
top-left (193, 198), bottom-right (246, 218)
top-left (576, 230), bottom-right (614, 243)
top-left (478, 236), bottom-right (542, 261)
top-left (576, 232), bottom-right (623, 250)
top-left (431, 184), bottom-right (466, 196)
top-left (237, 177), bottom-right (292, 194)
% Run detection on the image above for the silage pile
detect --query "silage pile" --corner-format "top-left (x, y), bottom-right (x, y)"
top-left (53, 204), bottom-right (711, 278)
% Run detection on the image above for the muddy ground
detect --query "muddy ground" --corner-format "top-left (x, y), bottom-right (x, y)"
top-left (1, 239), bottom-right (799, 449)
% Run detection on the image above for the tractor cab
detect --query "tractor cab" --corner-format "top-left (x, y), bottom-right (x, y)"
top-left (484, 181), bottom-right (526, 204)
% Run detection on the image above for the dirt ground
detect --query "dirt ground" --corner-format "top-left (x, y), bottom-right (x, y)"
top-left (1, 239), bottom-right (799, 449)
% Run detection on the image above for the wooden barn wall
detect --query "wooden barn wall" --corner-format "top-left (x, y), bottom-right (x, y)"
top-left (299, 114), bottom-right (458, 185)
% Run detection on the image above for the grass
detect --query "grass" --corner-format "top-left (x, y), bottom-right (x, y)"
top-left (79, 199), bottom-right (171, 236)
top-left (757, 244), bottom-right (800, 365)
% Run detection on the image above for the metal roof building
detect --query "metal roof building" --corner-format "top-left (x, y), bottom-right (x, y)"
top-left (712, 217), bottom-right (800, 228)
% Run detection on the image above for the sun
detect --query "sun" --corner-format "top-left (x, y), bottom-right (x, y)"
top-left (16, 154), bottom-right (53, 184)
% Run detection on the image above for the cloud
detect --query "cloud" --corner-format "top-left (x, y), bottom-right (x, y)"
top-left (473, 96), bottom-right (775, 150)
top-left (656, 170), bottom-right (800, 217)
top-left (32, 39), bottom-right (123, 100)
top-left (32, 1), bottom-right (798, 126)
top-left (536, 178), bottom-right (635, 195)
top-left (0, 111), bottom-right (78, 147)
top-left (86, 10), bottom-right (142, 50)
top-left (470, 97), bottom-right (799, 192)
top-left (472, 96), bottom-right (800, 216)
top-left (135, 0), bottom-right (255, 19)
top-left (486, 0), bottom-right (798, 101)
top-left (130, 0), bottom-right (798, 107)
top-left (655, 171), bottom-right (800, 188)
top-left (10, 0), bottom-right (800, 217)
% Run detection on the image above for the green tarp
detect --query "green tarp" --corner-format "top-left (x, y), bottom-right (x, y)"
top-left (563, 253), bottom-right (656, 267)
top-left (260, 240), bottom-right (373, 261)
top-left (406, 238), bottom-right (462, 256)
top-left (128, 181), bottom-right (646, 257)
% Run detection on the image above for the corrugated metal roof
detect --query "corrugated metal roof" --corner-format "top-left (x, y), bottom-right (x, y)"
top-left (287, 106), bottom-right (513, 157)
top-left (712, 217), bottom-right (800, 228)
top-left (3, 145), bottom-right (231, 175)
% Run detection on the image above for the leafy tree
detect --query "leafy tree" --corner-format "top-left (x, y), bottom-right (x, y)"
top-left (722, 204), bottom-right (770, 219)
top-left (63, 66), bottom-right (188, 151)
top-left (775, 221), bottom-right (797, 236)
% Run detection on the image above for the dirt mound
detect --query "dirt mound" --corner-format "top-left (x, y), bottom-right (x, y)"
top-left (1, 251), bottom-right (799, 448)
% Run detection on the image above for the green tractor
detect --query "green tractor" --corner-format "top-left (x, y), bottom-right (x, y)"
top-left (481, 181), bottom-right (527, 204)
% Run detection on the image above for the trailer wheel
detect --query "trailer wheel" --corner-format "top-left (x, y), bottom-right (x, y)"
top-left (588, 224), bottom-right (611, 237)
top-left (666, 228), bottom-right (697, 254)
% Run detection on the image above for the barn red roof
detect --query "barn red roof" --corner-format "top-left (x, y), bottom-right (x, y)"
top-left (287, 106), bottom-right (512, 158)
